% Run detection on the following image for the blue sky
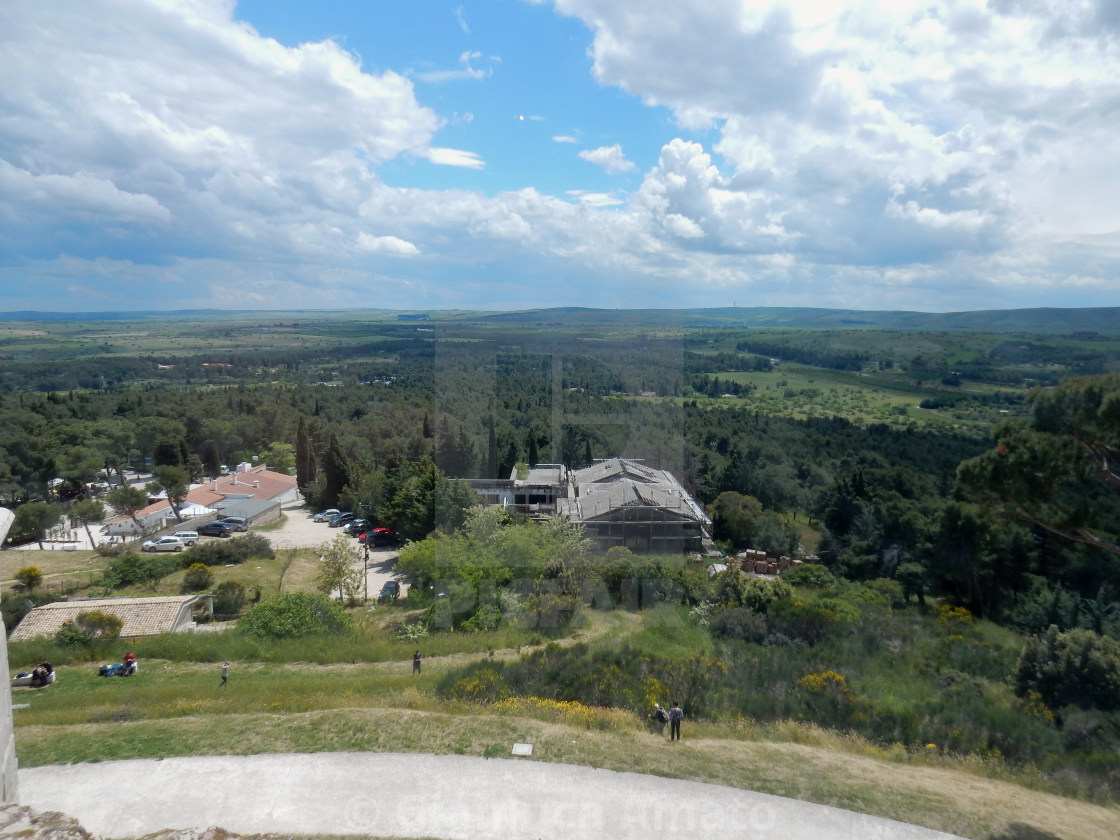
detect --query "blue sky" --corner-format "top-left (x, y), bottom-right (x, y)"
top-left (2, 0), bottom-right (1119, 313)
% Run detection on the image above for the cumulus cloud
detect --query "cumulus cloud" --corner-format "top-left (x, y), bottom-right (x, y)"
top-left (546, 0), bottom-right (1120, 296)
top-left (1, 0), bottom-right (1119, 312)
top-left (0, 0), bottom-right (441, 270)
top-left (578, 144), bottom-right (637, 174)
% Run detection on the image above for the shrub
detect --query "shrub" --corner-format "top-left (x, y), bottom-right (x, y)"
top-left (1014, 626), bottom-right (1120, 711)
top-left (782, 564), bottom-right (836, 589)
top-left (462, 604), bottom-right (503, 632)
top-left (187, 532), bottom-right (274, 566)
top-left (56, 610), bottom-right (124, 648)
top-left (769, 596), bottom-right (861, 646)
top-left (709, 607), bottom-right (767, 643)
top-left (864, 577), bottom-right (906, 608)
top-left (54, 620), bottom-right (92, 648)
top-left (182, 563), bottom-right (213, 593)
top-left (238, 591), bottom-right (353, 639)
top-left (213, 580), bottom-right (247, 615)
top-left (76, 609), bottom-right (124, 640)
top-left (15, 566), bottom-right (43, 591)
top-left (712, 570), bottom-right (791, 613)
top-left (99, 553), bottom-right (178, 589)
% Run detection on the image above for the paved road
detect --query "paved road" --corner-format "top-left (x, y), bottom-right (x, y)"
top-left (19, 753), bottom-right (964, 840)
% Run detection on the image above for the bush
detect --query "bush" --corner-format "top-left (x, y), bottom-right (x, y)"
top-left (15, 566), bottom-right (43, 591)
top-left (213, 580), bottom-right (247, 615)
top-left (188, 532), bottom-right (274, 566)
top-left (182, 563), bottom-right (213, 593)
top-left (712, 570), bottom-right (791, 613)
top-left (782, 563), bottom-right (836, 589)
top-left (709, 607), bottom-right (767, 642)
top-left (238, 592), bottom-right (353, 639)
top-left (769, 596), bottom-right (861, 646)
top-left (864, 577), bottom-right (906, 608)
top-left (99, 553), bottom-right (178, 589)
top-left (55, 610), bottom-right (124, 648)
top-left (1014, 626), bottom-right (1120, 712)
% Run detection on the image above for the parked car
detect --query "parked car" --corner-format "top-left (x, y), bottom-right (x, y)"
top-left (197, 521), bottom-right (234, 537)
top-left (360, 527), bottom-right (398, 547)
top-left (312, 508), bottom-right (340, 523)
top-left (142, 536), bottom-right (185, 552)
top-left (379, 581), bottom-right (401, 601)
top-left (328, 512), bottom-right (355, 527)
top-left (170, 530), bottom-right (199, 546)
top-left (217, 516), bottom-right (249, 531)
top-left (343, 518), bottom-right (372, 536)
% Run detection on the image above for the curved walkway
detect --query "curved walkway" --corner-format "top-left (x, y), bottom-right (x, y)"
top-left (20, 752), bottom-right (964, 839)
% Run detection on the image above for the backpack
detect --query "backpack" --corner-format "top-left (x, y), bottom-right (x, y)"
top-left (669, 707), bottom-right (683, 722)
top-left (656, 708), bottom-right (668, 723)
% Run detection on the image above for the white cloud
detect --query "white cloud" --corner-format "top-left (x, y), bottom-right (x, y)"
top-left (454, 5), bottom-right (470, 34)
top-left (356, 233), bottom-right (420, 256)
top-left (425, 147), bottom-right (485, 169)
top-left (578, 144), bottom-right (637, 174)
top-left (549, 0), bottom-right (1120, 291)
top-left (1, 0), bottom-right (1119, 312)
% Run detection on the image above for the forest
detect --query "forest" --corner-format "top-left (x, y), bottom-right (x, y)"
top-left (3, 307), bottom-right (1120, 805)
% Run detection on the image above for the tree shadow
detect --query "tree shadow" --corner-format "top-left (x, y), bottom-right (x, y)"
top-left (989, 825), bottom-right (1065, 840)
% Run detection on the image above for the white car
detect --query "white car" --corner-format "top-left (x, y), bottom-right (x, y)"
top-left (142, 536), bottom-right (185, 552)
top-left (170, 530), bottom-right (199, 546)
top-left (312, 508), bottom-right (340, 523)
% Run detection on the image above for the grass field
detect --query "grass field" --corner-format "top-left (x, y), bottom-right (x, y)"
top-left (11, 646), bottom-right (1119, 840)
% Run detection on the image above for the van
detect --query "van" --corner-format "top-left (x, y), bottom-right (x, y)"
top-left (218, 516), bottom-right (249, 531)
top-left (171, 530), bottom-right (199, 546)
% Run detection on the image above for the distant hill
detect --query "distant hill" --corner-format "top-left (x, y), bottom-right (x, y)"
top-left (468, 306), bottom-right (1120, 334)
top-left (2, 306), bottom-right (1118, 334)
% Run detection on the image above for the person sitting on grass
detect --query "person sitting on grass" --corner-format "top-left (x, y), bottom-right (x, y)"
top-left (30, 659), bottom-right (53, 687)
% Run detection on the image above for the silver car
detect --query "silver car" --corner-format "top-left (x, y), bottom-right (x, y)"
top-left (142, 536), bottom-right (185, 552)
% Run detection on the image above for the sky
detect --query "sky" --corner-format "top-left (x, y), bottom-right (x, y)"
top-left (2, 0), bottom-right (1119, 314)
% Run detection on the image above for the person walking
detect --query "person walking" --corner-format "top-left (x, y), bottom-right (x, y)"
top-left (219, 661), bottom-right (229, 687)
top-left (668, 701), bottom-right (684, 741)
top-left (412, 650), bottom-right (422, 674)
top-left (651, 703), bottom-right (668, 737)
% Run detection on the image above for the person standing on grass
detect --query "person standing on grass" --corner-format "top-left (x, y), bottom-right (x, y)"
top-left (219, 661), bottom-right (229, 687)
top-left (668, 701), bottom-right (684, 741)
top-left (412, 650), bottom-right (422, 674)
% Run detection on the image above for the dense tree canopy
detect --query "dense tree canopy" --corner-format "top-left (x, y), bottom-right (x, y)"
top-left (959, 374), bottom-right (1120, 557)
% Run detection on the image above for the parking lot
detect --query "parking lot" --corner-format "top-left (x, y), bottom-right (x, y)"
top-left (267, 503), bottom-right (407, 600)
